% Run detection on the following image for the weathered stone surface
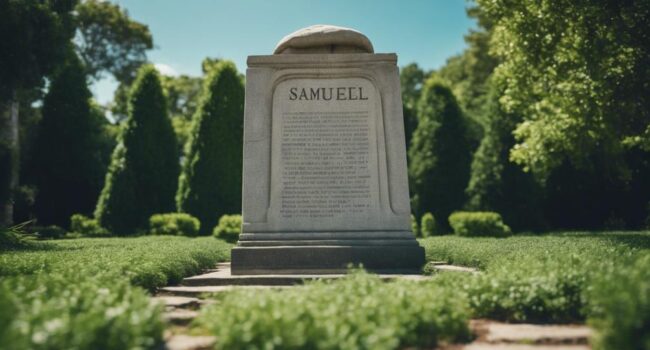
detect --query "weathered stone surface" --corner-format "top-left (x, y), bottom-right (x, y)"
top-left (461, 345), bottom-right (590, 350)
top-left (159, 285), bottom-right (290, 297)
top-left (433, 264), bottom-right (479, 273)
top-left (165, 335), bottom-right (216, 350)
top-left (464, 320), bottom-right (593, 349)
top-left (151, 296), bottom-right (201, 309)
top-left (183, 262), bottom-right (429, 286)
top-left (274, 24), bottom-right (373, 54)
top-left (163, 309), bottom-right (199, 325)
top-left (480, 322), bottom-right (591, 344)
top-left (234, 25), bottom-right (424, 274)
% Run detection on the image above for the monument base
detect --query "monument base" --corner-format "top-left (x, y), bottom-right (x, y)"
top-left (231, 244), bottom-right (425, 275)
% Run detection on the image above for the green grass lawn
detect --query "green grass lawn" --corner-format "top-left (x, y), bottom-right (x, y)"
top-left (0, 236), bottom-right (231, 349)
top-left (193, 232), bottom-right (650, 350)
top-left (1, 232), bottom-right (648, 350)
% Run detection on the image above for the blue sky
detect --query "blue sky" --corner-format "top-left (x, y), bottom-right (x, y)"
top-left (93, 0), bottom-right (476, 104)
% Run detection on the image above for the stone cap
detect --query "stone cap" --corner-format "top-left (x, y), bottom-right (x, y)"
top-left (274, 25), bottom-right (374, 54)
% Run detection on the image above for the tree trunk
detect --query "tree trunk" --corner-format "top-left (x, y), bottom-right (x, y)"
top-left (0, 91), bottom-right (19, 227)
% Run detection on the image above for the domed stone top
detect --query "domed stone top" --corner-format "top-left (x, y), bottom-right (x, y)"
top-left (274, 25), bottom-right (374, 54)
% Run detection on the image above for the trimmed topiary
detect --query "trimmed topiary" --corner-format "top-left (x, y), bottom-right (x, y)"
top-left (408, 77), bottom-right (472, 230)
top-left (411, 214), bottom-right (419, 237)
top-left (177, 61), bottom-right (244, 234)
top-left (95, 65), bottom-right (179, 235)
top-left (213, 214), bottom-right (241, 243)
top-left (420, 212), bottom-right (436, 237)
top-left (448, 211), bottom-right (511, 237)
top-left (70, 214), bottom-right (109, 237)
top-left (148, 213), bottom-right (200, 236)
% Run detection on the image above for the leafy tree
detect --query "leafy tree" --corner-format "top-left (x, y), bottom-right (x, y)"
top-left (75, 0), bottom-right (153, 122)
top-left (437, 5), bottom-right (498, 125)
top-left (95, 65), bottom-right (179, 234)
top-left (400, 63), bottom-right (426, 149)
top-left (177, 61), bottom-right (244, 233)
top-left (408, 77), bottom-right (472, 228)
top-left (477, 0), bottom-right (650, 179)
top-left (75, 0), bottom-right (152, 83)
top-left (30, 53), bottom-right (108, 227)
top-left (0, 0), bottom-right (77, 226)
top-left (466, 76), bottom-right (544, 231)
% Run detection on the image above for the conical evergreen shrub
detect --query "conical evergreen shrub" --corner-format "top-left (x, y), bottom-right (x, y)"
top-left (177, 61), bottom-right (244, 234)
top-left (465, 77), bottom-right (544, 231)
top-left (31, 53), bottom-right (107, 227)
top-left (95, 65), bottom-right (179, 234)
top-left (408, 77), bottom-right (472, 229)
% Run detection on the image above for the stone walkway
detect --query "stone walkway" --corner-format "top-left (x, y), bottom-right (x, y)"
top-left (153, 262), bottom-right (591, 350)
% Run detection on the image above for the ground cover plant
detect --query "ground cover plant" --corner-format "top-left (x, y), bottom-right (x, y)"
top-left (193, 232), bottom-right (649, 350)
top-left (0, 236), bottom-right (231, 349)
top-left (194, 271), bottom-right (471, 350)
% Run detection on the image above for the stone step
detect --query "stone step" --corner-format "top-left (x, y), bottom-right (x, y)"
top-left (151, 296), bottom-right (202, 309)
top-left (470, 320), bottom-right (592, 345)
top-left (461, 345), bottom-right (590, 350)
top-left (165, 335), bottom-right (216, 350)
top-left (433, 264), bottom-right (479, 273)
top-left (159, 285), bottom-right (291, 297)
top-left (181, 262), bottom-right (430, 286)
top-left (163, 309), bottom-right (199, 326)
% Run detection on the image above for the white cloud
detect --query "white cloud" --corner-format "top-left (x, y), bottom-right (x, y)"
top-left (154, 63), bottom-right (179, 77)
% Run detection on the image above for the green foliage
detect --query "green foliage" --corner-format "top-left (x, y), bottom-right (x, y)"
top-left (95, 65), bottom-right (179, 235)
top-left (0, 0), bottom-right (77, 226)
top-left (194, 271), bottom-right (471, 350)
top-left (0, 268), bottom-right (163, 350)
top-left (448, 211), bottom-right (511, 237)
top-left (421, 232), bottom-right (650, 327)
top-left (31, 53), bottom-right (108, 227)
top-left (0, 236), bottom-right (231, 290)
top-left (149, 213), bottom-right (200, 237)
top-left (0, 236), bottom-right (230, 349)
top-left (213, 214), bottom-right (241, 243)
top-left (70, 214), bottom-right (108, 237)
top-left (0, 222), bottom-right (33, 250)
top-left (420, 212), bottom-right (436, 237)
top-left (0, 0), bottom-right (77, 100)
top-left (465, 77), bottom-right (544, 230)
top-left (589, 254), bottom-right (650, 350)
top-left (35, 225), bottom-right (66, 239)
top-left (410, 214), bottom-right (419, 236)
top-left (477, 0), bottom-right (650, 179)
top-left (177, 61), bottom-right (244, 234)
top-left (400, 63), bottom-right (426, 149)
top-left (408, 77), bottom-right (472, 228)
top-left (75, 0), bottom-right (153, 84)
top-left (437, 5), bottom-right (498, 124)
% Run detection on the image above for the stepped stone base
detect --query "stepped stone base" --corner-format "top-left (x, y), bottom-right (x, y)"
top-left (231, 244), bottom-right (426, 275)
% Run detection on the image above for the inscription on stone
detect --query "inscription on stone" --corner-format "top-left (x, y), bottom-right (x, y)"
top-left (280, 110), bottom-right (371, 219)
top-left (269, 77), bottom-right (380, 230)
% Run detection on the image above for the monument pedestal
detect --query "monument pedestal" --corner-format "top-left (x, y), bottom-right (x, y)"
top-left (232, 233), bottom-right (424, 274)
top-left (232, 25), bottom-right (425, 275)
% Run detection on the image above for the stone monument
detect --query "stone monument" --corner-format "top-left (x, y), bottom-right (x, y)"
top-left (232, 25), bottom-right (425, 274)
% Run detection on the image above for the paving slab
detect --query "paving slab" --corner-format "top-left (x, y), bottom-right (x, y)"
top-left (165, 335), bottom-right (216, 350)
top-left (181, 262), bottom-right (431, 286)
top-left (462, 345), bottom-right (590, 350)
top-left (433, 264), bottom-right (479, 273)
top-left (470, 320), bottom-right (591, 345)
top-left (151, 296), bottom-right (202, 309)
top-left (163, 309), bottom-right (199, 325)
top-left (159, 285), bottom-right (291, 297)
